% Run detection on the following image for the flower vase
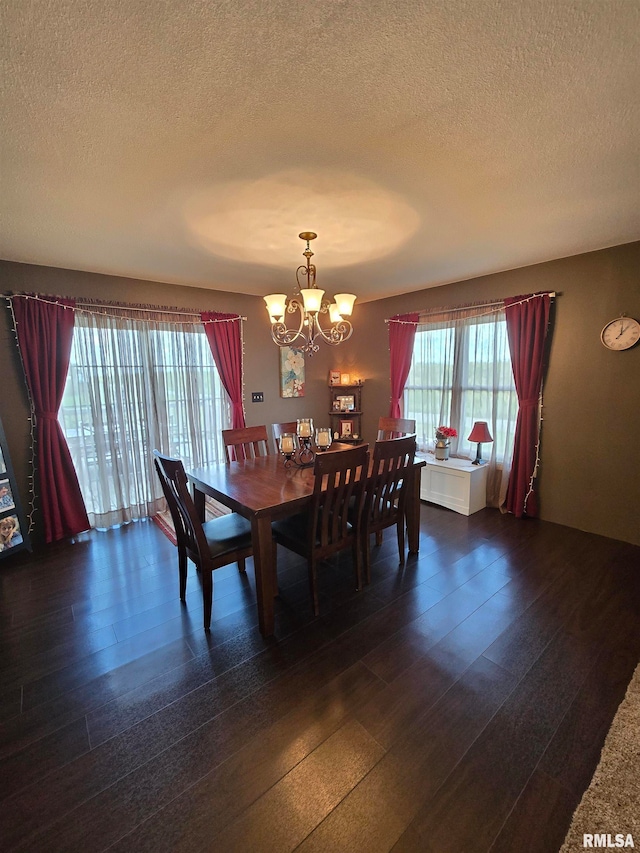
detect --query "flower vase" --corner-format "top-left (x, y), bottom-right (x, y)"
top-left (435, 439), bottom-right (450, 461)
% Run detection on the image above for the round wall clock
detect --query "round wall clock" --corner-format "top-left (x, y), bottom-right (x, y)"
top-left (600, 315), bottom-right (640, 351)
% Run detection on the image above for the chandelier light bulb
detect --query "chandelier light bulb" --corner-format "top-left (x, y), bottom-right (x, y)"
top-left (333, 293), bottom-right (356, 317)
top-left (263, 293), bottom-right (287, 322)
top-left (328, 303), bottom-right (343, 324)
top-left (300, 288), bottom-right (325, 314)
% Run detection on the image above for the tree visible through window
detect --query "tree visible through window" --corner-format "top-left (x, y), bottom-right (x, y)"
top-left (404, 312), bottom-right (518, 505)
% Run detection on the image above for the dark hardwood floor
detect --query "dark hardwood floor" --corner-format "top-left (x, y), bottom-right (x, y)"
top-left (1, 503), bottom-right (638, 853)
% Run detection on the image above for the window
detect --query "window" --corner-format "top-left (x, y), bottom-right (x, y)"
top-left (404, 313), bottom-right (518, 467)
top-left (60, 312), bottom-right (230, 528)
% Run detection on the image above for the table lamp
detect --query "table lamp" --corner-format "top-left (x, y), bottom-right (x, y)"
top-left (468, 421), bottom-right (493, 465)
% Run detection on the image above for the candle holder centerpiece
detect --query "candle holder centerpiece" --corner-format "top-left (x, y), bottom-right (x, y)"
top-left (278, 419), bottom-right (317, 468)
top-left (315, 427), bottom-right (332, 452)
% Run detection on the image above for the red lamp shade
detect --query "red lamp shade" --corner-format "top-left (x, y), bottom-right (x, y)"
top-left (468, 421), bottom-right (493, 443)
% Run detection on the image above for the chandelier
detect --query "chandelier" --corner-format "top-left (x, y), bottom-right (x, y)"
top-left (264, 232), bottom-right (356, 355)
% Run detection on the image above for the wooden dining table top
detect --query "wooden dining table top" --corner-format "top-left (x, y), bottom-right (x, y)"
top-left (187, 444), bottom-right (360, 520)
top-left (187, 445), bottom-right (425, 521)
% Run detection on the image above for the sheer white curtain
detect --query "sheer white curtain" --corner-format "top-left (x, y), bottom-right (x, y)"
top-left (59, 309), bottom-right (230, 528)
top-left (404, 309), bottom-right (518, 507)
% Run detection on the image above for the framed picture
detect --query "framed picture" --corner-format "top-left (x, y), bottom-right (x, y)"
top-left (336, 395), bottom-right (355, 411)
top-left (0, 514), bottom-right (23, 552)
top-left (340, 420), bottom-right (353, 438)
top-left (0, 479), bottom-right (15, 513)
top-left (328, 370), bottom-right (341, 386)
top-left (340, 372), bottom-right (351, 386)
top-left (279, 346), bottom-right (305, 398)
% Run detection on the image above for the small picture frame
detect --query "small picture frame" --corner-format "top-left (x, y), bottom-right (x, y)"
top-left (328, 370), bottom-right (341, 386)
top-left (333, 400), bottom-right (341, 411)
top-left (0, 479), bottom-right (16, 513)
top-left (340, 373), bottom-right (351, 386)
top-left (337, 395), bottom-right (355, 411)
top-left (340, 420), bottom-right (353, 438)
top-left (0, 514), bottom-right (23, 552)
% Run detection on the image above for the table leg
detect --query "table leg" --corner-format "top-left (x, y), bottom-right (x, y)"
top-left (252, 514), bottom-right (275, 637)
top-left (192, 486), bottom-right (205, 523)
top-left (406, 467), bottom-right (422, 554)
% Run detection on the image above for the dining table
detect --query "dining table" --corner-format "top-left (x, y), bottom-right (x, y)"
top-left (187, 446), bottom-right (426, 637)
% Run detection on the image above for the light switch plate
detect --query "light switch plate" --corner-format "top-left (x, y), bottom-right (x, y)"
top-left (251, 392), bottom-right (264, 403)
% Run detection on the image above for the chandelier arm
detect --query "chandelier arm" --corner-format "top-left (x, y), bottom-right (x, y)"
top-left (314, 314), bottom-right (354, 346)
top-left (270, 299), bottom-right (305, 347)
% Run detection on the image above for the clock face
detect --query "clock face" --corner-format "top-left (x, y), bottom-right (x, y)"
top-left (600, 317), bottom-right (640, 351)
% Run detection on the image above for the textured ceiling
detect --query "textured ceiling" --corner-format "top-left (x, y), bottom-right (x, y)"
top-left (1, 0), bottom-right (639, 302)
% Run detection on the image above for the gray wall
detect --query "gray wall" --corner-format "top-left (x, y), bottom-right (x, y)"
top-left (2, 240), bottom-right (640, 547)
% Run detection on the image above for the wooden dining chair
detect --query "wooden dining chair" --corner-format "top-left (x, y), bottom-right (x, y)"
top-left (271, 421), bottom-right (299, 452)
top-left (153, 450), bottom-right (254, 631)
top-left (377, 417), bottom-right (416, 440)
top-left (272, 444), bottom-right (369, 617)
top-left (222, 425), bottom-right (271, 462)
top-left (360, 435), bottom-right (417, 583)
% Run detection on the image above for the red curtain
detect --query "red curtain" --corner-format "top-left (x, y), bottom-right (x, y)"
top-left (388, 313), bottom-right (419, 418)
top-left (12, 296), bottom-right (90, 542)
top-left (504, 293), bottom-right (551, 517)
top-left (201, 313), bottom-right (246, 429)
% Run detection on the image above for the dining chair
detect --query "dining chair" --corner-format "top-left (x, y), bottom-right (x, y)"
top-left (272, 444), bottom-right (369, 617)
top-left (360, 435), bottom-right (417, 583)
top-left (153, 450), bottom-right (254, 631)
top-left (222, 425), bottom-right (271, 462)
top-left (271, 421), bottom-right (299, 452)
top-left (377, 416), bottom-right (416, 440)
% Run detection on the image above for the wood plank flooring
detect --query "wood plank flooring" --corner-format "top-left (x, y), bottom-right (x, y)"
top-left (0, 504), bottom-right (638, 852)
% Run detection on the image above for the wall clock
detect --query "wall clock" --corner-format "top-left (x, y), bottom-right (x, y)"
top-left (600, 315), bottom-right (640, 351)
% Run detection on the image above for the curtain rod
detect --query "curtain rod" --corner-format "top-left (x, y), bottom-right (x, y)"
top-left (5, 293), bottom-right (247, 321)
top-left (385, 291), bottom-right (556, 323)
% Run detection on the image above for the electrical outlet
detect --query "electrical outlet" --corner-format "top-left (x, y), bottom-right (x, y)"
top-left (251, 392), bottom-right (264, 403)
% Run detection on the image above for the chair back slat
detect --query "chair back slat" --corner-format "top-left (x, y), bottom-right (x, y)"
top-left (376, 417), bottom-right (416, 441)
top-left (154, 451), bottom-right (211, 571)
top-left (365, 435), bottom-right (417, 530)
top-left (311, 444), bottom-right (369, 554)
top-left (222, 426), bottom-right (271, 462)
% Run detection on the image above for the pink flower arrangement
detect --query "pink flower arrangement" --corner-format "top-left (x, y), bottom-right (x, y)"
top-left (435, 425), bottom-right (457, 440)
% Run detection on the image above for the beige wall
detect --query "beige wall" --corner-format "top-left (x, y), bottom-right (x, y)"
top-left (340, 241), bottom-right (640, 546)
top-left (2, 241), bottom-right (639, 546)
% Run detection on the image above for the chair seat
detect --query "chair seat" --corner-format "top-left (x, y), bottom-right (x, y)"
top-left (273, 511), bottom-right (355, 553)
top-left (203, 513), bottom-right (253, 559)
top-left (272, 512), bottom-right (310, 553)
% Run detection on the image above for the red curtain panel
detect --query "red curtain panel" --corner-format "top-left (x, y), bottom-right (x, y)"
top-left (388, 313), bottom-right (419, 418)
top-left (12, 296), bottom-right (90, 542)
top-left (200, 313), bottom-right (246, 430)
top-left (504, 293), bottom-right (551, 517)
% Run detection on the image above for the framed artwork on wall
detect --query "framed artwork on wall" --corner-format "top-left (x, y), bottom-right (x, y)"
top-left (340, 420), bottom-right (354, 438)
top-left (279, 346), bottom-right (306, 398)
top-left (336, 395), bottom-right (355, 411)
